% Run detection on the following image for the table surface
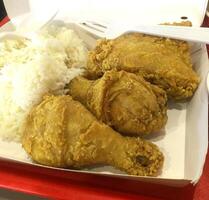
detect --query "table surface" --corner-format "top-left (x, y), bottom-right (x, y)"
top-left (0, 15), bottom-right (208, 200)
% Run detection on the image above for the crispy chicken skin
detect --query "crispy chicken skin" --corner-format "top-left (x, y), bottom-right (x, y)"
top-left (21, 95), bottom-right (164, 176)
top-left (69, 70), bottom-right (167, 136)
top-left (87, 33), bottom-right (199, 100)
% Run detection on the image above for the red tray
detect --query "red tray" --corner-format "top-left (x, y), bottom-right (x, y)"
top-left (0, 15), bottom-right (208, 200)
top-left (0, 16), bottom-right (9, 27)
top-left (0, 159), bottom-right (201, 200)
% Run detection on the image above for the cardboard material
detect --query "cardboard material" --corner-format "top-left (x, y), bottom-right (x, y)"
top-left (3, 0), bottom-right (209, 27)
top-left (0, 0), bottom-right (208, 186)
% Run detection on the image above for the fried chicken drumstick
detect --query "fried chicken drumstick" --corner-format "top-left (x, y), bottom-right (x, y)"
top-left (21, 95), bottom-right (164, 176)
top-left (69, 70), bottom-right (167, 136)
top-left (87, 33), bottom-right (199, 100)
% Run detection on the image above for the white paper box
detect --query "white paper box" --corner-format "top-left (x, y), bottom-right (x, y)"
top-left (0, 0), bottom-right (209, 187)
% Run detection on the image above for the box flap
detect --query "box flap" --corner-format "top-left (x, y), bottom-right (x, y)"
top-left (3, 0), bottom-right (209, 27)
top-left (184, 44), bottom-right (209, 183)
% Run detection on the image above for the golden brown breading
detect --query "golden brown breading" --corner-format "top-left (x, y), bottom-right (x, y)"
top-left (21, 95), bottom-right (164, 176)
top-left (69, 70), bottom-right (167, 136)
top-left (162, 20), bottom-right (192, 26)
top-left (87, 33), bottom-right (199, 100)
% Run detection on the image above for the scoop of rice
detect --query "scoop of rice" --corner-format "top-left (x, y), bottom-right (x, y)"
top-left (0, 26), bottom-right (87, 141)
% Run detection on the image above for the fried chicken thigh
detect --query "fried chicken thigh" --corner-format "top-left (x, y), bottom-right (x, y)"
top-left (87, 33), bottom-right (199, 100)
top-left (21, 95), bottom-right (164, 176)
top-left (69, 71), bottom-right (167, 136)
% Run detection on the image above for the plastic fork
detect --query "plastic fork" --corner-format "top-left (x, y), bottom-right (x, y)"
top-left (77, 21), bottom-right (107, 38)
top-left (78, 21), bottom-right (209, 44)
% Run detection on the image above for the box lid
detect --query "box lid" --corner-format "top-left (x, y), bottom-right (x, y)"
top-left (3, 0), bottom-right (209, 27)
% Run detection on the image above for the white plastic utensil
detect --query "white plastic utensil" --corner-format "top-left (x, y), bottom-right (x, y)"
top-left (107, 24), bottom-right (209, 44)
top-left (78, 21), bottom-right (209, 44)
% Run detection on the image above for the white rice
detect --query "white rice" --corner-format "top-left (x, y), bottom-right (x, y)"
top-left (0, 26), bottom-right (88, 141)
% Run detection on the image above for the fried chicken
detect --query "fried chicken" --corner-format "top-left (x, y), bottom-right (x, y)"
top-left (87, 33), bottom-right (200, 100)
top-left (69, 70), bottom-right (167, 136)
top-left (21, 95), bottom-right (164, 176)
